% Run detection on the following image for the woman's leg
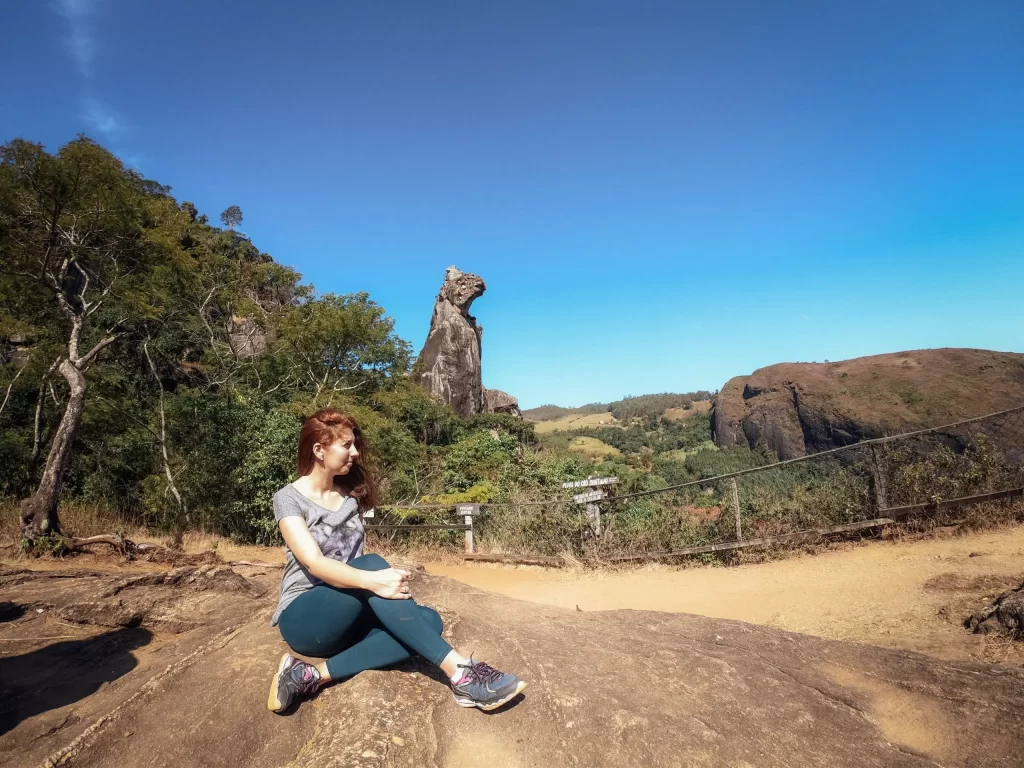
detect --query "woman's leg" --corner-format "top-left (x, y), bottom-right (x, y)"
top-left (273, 554), bottom-right (524, 713)
top-left (347, 553), bottom-right (453, 666)
top-left (323, 606), bottom-right (443, 680)
top-left (278, 585), bottom-right (364, 657)
top-left (278, 579), bottom-right (445, 680)
top-left (271, 585), bottom-right (365, 712)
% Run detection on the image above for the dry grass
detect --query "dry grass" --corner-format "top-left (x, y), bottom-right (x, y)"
top-left (567, 436), bottom-right (621, 459)
top-left (531, 411), bottom-right (617, 433)
top-left (663, 400), bottom-right (713, 422)
top-left (0, 500), bottom-right (148, 544)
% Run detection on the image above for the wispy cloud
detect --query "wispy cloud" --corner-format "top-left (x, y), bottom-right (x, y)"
top-left (54, 1), bottom-right (141, 167)
top-left (83, 97), bottom-right (121, 137)
top-left (54, 0), bottom-right (98, 76)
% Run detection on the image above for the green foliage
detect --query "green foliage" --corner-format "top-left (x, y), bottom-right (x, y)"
top-left (462, 412), bottom-right (537, 445)
top-left (441, 431), bottom-right (519, 491)
top-left (421, 483), bottom-right (494, 504)
top-left (609, 391), bottom-right (714, 421)
top-left (569, 413), bottom-right (715, 457)
top-left (684, 445), bottom-right (769, 479)
top-left (228, 408), bottom-right (300, 544)
top-left (272, 292), bottom-right (412, 405)
top-left (371, 382), bottom-right (461, 445)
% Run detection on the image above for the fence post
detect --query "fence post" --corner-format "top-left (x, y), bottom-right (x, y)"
top-left (586, 502), bottom-right (602, 537)
top-left (730, 478), bottom-right (743, 541)
top-left (870, 446), bottom-right (887, 511)
top-left (456, 504), bottom-right (479, 554)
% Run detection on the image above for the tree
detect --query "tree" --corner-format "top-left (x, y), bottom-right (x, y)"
top-left (269, 292), bottom-right (412, 408)
top-left (0, 138), bottom-right (185, 540)
top-left (220, 205), bottom-right (242, 230)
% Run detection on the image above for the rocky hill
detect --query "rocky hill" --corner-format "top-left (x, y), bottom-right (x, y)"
top-left (712, 348), bottom-right (1024, 460)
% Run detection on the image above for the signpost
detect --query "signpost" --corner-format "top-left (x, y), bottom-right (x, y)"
top-left (561, 476), bottom-right (619, 489)
top-left (563, 477), bottom-right (618, 537)
top-left (456, 504), bottom-right (479, 553)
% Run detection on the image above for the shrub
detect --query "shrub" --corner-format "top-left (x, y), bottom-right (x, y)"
top-left (441, 431), bottom-right (519, 491)
top-left (227, 408), bottom-right (300, 543)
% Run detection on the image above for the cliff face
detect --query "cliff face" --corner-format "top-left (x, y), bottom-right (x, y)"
top-left (413, 266), bottom-right (487, 416)
top-left (712, 348), bottom-right (1024, 460)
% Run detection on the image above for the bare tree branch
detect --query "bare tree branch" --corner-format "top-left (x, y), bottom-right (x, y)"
top-left (77, 333), bottom-right (121, 370)
top-left (143, 339), bottom-right (187, 522)
top-left (30, 361), bottom-right (59, 464)
top-left (0, 360), bottom-right (27, 420)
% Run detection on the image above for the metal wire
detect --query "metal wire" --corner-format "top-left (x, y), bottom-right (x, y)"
top-left (377, 404), bottom-right (1024, 512)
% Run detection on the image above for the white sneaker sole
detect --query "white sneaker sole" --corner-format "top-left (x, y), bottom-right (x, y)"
top-left (454, 680), bottom-right (528, 711)
top-left (267, 653), bottom-right (293, 712)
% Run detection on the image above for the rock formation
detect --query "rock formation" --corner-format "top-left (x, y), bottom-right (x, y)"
top-left (483, 386), bottom-right (522, 417)
top-left (712, 348), bottom-right (1024, 460)
top-left (4, 564), bottom-right (1024, 767)
top-left (0, 334), bottom-right (32, 366)
top-left (414, 266), bottom-right (518, 418)
top-left (227, 315), bottom-right (272, 358)
top-left (967, 580), bottom-right (1024, 638)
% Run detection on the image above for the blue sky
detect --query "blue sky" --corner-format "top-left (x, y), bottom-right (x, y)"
top-left (2, 1), bottom-right (1022, 409)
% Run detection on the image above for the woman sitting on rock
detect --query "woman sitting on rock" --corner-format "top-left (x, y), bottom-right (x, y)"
top-left (267, 408), bottom-right (526, 713)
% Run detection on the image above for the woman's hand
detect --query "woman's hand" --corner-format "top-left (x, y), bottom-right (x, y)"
top-left (365, 568), bottom-right (413, 599)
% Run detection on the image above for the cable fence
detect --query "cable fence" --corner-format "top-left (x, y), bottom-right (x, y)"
top-left (367, 406), bottom-right (1024, 563)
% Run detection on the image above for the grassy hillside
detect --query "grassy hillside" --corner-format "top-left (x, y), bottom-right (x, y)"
top-left (522, 403), bottom-right (609, 421)
top-left (567, 436), bottom-right (622, 459)
top-left (532, 411), bottom-right (617, 433)
top-left (526, 391), bottom-right (716, 431)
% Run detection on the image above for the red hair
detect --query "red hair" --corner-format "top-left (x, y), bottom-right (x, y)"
top-left (297, 409), bottom-right (379, 510)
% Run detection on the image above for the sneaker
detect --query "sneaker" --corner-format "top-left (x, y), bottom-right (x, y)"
top-left (451, 657), bottom-right (527, 711)
top-left (267, 653), bottom-right (320, 713)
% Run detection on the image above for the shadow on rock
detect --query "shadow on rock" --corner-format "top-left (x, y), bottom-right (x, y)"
top-left (0, 602), bottom-right (25, 622)
top-left (0, 626), bottom-right (152, 735)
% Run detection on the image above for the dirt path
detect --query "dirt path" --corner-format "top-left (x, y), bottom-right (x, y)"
top-left (426, 526), bottom-right (1024, 664)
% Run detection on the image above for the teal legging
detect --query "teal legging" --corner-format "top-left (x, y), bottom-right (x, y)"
top-left (277, 553), bottom-right (452, 680)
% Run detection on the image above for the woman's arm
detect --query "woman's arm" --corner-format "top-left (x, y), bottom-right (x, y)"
top-left (279, 516), bottom-right (412, 599)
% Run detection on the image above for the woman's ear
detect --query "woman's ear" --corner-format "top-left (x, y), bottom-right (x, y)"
top-left (312, 443), bottom-right (324, 462)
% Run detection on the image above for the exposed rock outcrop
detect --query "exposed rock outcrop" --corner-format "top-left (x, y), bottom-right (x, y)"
top-left (4, 566), bottom-right (1024, 767)
top-left (413, 267), bottom-right (488, 416)
top-left (227, 315), bottom-right (272, 359)
top-left (482, 386), bottom-right (522, 417)
top-left (967, 580), bottom-right (1024, 638)
top-left (712, 348), bottom-right (1024, 460)
top-left (0, 334), bottom-right (32, 366)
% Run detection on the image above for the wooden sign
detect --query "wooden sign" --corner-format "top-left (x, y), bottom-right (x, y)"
top-left (572, 489), bottom-right (607, 504)
top-left (561, 476), bottom-right (619, 489)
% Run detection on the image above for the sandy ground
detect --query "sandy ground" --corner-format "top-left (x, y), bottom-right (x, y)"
top-left (426, 526), bottom-right (1024, 664)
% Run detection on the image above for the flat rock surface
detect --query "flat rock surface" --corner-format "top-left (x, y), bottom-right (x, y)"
top-left (2, 564), bottom-right (1023, 767)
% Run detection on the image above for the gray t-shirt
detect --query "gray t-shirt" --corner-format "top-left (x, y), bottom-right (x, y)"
top-left (270, 483), bottom-right (366, 625)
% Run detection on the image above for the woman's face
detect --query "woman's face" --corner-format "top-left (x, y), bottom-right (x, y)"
top-left (314, 428), bottom-right (359, 475)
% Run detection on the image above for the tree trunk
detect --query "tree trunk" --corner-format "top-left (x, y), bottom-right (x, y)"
top-left (20, 359), bottom-right (86, 538)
